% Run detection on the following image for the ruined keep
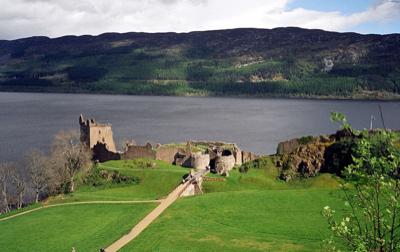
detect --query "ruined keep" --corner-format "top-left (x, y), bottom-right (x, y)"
top-left (79, 115), bottom-right (259, 173)
top-left (79, 114), bottom-right (116, 152)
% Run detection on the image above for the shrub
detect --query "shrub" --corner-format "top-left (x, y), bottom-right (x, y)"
top-left (82, 167), bottom-right (139, 187)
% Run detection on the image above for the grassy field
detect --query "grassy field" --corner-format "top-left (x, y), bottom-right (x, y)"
top-left (49, 159), bottom-right (189, 203)
top-left (0, 159), bottom-right (189, 251)
top-left (0, 203), bottom-right (156, 252)
top-left (121, 159), bottom-right (346, 251)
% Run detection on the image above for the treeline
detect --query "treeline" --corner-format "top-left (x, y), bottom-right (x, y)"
top-left (0, 130), bottom-right (91, 214)
top-left (188, 77), bottom-right (357, 97)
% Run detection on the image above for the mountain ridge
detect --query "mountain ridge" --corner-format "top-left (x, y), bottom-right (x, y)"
top-left (0, 27), bottom-right (399, 99)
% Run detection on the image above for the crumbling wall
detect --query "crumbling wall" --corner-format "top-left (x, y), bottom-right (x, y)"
top-left (122, 143), bottom-right (156, 160)
top-left (190, 153), bottom-right (210, 170)
top-left (155, 146), bottom-right (185, 164)
top-left (242, 151), bottom-right (258, 163)
top-left (233, 146), bottom-right (243, 166)
top-left (92, 142), bottom-right (121, 163)
top-left (79, 114), bottom-right (116, 152)
top-left (215, 155), bottom-right (236, 175)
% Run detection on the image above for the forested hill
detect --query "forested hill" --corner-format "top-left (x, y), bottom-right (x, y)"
top-left (0, 27), bottom-right (400, 99)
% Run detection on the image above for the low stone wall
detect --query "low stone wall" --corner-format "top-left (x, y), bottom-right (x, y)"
top-left (155, 146), bottom-right (185, 164)
top-left (122, 143), bottom-right (156, 160)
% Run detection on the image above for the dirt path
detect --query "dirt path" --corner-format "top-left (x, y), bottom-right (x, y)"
top-left (105, 181), bottom-right (191, 252)
top-left (0, 200), bottom-right (161, 222)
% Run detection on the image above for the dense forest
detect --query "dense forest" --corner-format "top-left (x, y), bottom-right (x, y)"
top-left (0, 27), bottom-right (399, 99)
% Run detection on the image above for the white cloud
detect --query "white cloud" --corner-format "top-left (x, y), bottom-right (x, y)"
top-left (0, 0), bottom-right (398, 39)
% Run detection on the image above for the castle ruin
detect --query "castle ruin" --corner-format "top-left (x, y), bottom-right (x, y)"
top-left (79, 114), bottom-right (116, 152)
top-left (79, 115), bottom-right (258, 173)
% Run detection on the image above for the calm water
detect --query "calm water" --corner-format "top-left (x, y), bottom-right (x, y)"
top-left (1, 92), bottom-right (400, 161)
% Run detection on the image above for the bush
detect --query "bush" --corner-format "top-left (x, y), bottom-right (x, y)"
top-left (298, 136), bottom-right (314, 145)
top-left (239, 157), bottom-right (270, 173)
top-left (82, 167), bottom-right (139, 187)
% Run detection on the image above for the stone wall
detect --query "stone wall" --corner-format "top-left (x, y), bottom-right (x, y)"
top-left (242, 151), bottom-right (258, 163)
top-left (155, 146), bottom-right (185, 164)
top-left (92, 142), bottom-right (121, 163)
top-left (122, 143), bottom-right (156, 160)
top-left (215, 155), bottom-right (236, 175)
top-left (190, 153), bottom-right (210, 170)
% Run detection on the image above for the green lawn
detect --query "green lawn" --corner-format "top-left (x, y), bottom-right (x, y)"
top-left (0, 159), bottom-right (189, 252)
top-left (50, 159), bottom-right (189, 203)
top-left (0, 203), bottom-right (156, 252)
top-left (121, 190), bottom-right (344, 252)
top-left (121, 160), bottom-right (346, 251)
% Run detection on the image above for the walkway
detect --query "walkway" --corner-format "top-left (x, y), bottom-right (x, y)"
top-left (105, 169), bottom-right (207, 252)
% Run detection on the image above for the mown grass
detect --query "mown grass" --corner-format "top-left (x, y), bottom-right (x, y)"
top-left (0, 203), bottom-right (41, 220)
top-left (0, 159), bottom-right (188, 252)
top-left (49, 159), bottom-right (189, 203)
top-left (121, 190), bottom-right (344, 252)
top-left (121, 157), bottom-right (345, 251)
top-left (0, 203), bottom-right (156, 252)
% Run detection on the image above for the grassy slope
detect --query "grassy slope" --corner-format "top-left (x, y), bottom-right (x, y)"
top-left (0, 159), bottom-right (189, 251)
top-left (121, 159), bottom-right (345, 251)
top-left (49, 159), bottom-right (189, 203)
top-left (0, 203), bottom-right (156, 252)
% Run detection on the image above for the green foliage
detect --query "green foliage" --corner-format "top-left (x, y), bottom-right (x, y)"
top-left (53, 159), bottom-right (188, 202)
top-left (205, 157), bottom-right (340, 193)
top-left (330, 112), bottom-right (351, 130)
top-left (298, 135), bottom-right (315, 145)
top-left (239, 156), bottom-right (271, 173)
top-left (81, 166), bottom-right (140, 187)
top-left (323, 130), bottom-right (400, 252)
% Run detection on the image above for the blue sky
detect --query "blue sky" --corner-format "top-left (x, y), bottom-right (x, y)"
top-left (287, 0), bottom-right (400, 34)
top-left (288, 0), bottom-right (376, 14)
top-left (0, 0), bottom-right (399, 39)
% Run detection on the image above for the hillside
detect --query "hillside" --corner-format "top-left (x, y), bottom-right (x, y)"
top-left (0, 158), bottom-right (344, 251)
top-left (0, 27), bottom-right (400, 99)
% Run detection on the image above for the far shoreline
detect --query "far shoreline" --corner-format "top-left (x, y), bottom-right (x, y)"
top-left (1, 88), bottom-right (400, 103)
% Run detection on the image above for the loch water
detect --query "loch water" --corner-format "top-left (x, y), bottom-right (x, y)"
top-left (1, 92), bottom-right (400, 161)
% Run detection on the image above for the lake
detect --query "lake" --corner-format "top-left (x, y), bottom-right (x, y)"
top-left (1, 92), bottom-right (400, 161)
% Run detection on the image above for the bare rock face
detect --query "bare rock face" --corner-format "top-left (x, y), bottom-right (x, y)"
top-left (276, 139), bottom-right (300, 155)
top-left (277, 130), bottom-right (357, 181)
top-left (190, 153), bottom-right (210, 170)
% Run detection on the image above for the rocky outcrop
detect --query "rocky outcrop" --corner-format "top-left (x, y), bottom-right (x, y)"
top-left (277, 129), bottom-right (356, 181)
top-left (277, 139), bottom-right (300, 155)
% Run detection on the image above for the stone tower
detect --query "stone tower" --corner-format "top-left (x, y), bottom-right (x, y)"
top-left (79, 114), bottom-right (116, 152)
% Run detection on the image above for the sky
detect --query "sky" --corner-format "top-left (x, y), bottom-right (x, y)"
top-left (0, 0), bottom-right (399, 40)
